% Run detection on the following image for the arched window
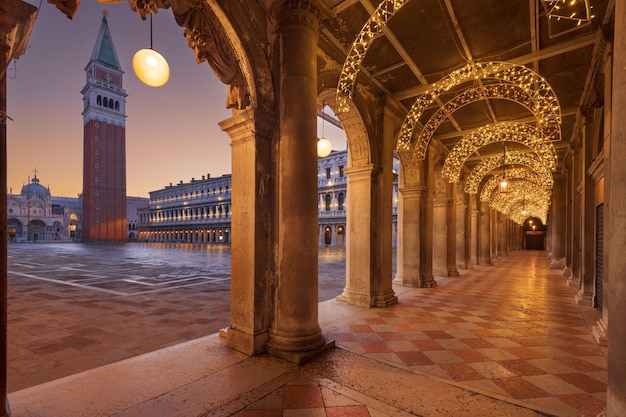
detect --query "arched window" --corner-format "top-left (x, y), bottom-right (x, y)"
top-left (103, 97), bottom-right (108, 107)
top-left (115, 101), bottom-right (120, 110)
top-left (325, 194), bottom-right (331, 211)
top-left (338, 192), bottom-right (345, 211)
top-left (97, 95), bottom-right (102, 105)
top-left (109, 100), bottom-right (114, 109)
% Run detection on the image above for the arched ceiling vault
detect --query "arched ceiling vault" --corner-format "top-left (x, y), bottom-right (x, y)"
top-left (327, 0), bottom-right (613, 217)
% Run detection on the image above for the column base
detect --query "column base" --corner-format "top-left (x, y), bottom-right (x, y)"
top-left (393, 274), bottom-right (420, 287)
top-left (448, 269), bottom-right (459, 277)
top-left (563, 267), bottom-right (572, 278)
top-left (373, 289), bottom-right (398, 307)
top-left (225, 326), bottom-right (268, 356)
top-left (592, 317), bottom-right (608, 347)
top-left (575, 289), bottom-right (593, 307)
top-left (567, 275), bottom-right (580, 288)
top-left (549, 258), bottom-right (565, 269)
top-left (478, 257), bottom-right (493, 265)
top-left (266, 328), bottom-right (333, 365)
top-left (421, 275), bottom-right (437, 288)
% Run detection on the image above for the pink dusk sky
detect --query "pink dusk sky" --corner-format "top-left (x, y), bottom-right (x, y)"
top-left (7, 1), bottom-right (346, 198)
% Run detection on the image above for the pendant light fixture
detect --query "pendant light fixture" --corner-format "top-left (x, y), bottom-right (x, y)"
top-left (317, 102), bottom-right (332, 158)
top-left (499, 143), bottom-right (508, 195)
top-left (133, 14), bottom-right (170, 87)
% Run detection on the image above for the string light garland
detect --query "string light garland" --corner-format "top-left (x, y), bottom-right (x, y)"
top-left (542, 0), bottom-right (594, 37)
top-left (480, 168), bottom-right (553, 202)
top-left (442, 122), bottom-right (558, 182)
top-left (336, 0), bottom-right (410, 113)
top-left (395, 62), bottom-right (561, 154)
top-left (509, 201), bottom-right (548, 224)
top-left (489, 182), bottom-right (550, 217)
top-left (464, 151), bottom-right (553, 194)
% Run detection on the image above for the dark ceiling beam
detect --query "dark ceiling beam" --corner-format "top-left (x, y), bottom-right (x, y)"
top-left (392, 32), bottom-right (598, 101)
top-left (433, 107), bottom-right (579, 142)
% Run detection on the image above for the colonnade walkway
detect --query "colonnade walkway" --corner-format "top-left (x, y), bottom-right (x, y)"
top-left (9, 250), bottom-right (606, 417)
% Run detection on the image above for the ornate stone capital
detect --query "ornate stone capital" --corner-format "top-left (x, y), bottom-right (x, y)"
top-left (276, 0), bottom-right (321, 27)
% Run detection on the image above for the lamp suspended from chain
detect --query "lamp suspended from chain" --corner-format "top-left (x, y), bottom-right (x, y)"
top-left (499, 143), bottom-right (508, 195)
top-left (317, 102), bottom-right (332, 158)
top-left (133, 14), bottom-right (170, 87)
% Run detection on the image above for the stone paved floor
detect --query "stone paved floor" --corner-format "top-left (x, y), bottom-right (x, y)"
top-left (7, 242), bottom-right (347, 392)
top-left (7, 244), bottom-right (606, 417)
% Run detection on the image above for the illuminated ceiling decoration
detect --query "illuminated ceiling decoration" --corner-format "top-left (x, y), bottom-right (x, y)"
top-left (465, 151), bottom-right (553, 194)
top-left (490, 182), bottom-right (550, 216)
top-left (509, 201), bottom-right (548, 225)
top-left (480, 168), bottom-right (553, 202)
top-left (397, 61), bottom-right (561, 155)
top-left (542, 0), bottom-right (595, 38)
top-left (336, 0), bottom-right (410, 113)
top-left (442, 122), bottom-right (558, 182)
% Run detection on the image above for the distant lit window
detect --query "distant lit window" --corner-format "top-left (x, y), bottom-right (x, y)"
top-left (325, 194), bottom-right (331, 211)
top-left (338, 193), bottom-right (345, 211)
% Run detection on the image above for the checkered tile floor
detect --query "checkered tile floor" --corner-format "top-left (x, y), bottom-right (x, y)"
top-left (241, 251), bottom-right (606, 417)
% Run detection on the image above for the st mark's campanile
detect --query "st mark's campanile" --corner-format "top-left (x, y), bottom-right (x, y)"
top-left (81, 14), bottom-right (127, 241)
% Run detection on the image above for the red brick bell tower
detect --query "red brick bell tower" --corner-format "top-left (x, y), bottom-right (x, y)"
top-left (81, 14), bottom-right (127, 241)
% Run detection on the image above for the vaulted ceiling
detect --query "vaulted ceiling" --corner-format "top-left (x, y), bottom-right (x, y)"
top-left (318, 0), bottom-right (614, 220)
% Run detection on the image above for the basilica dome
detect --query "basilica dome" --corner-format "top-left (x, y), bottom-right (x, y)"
top-left (20, 176), bottom-right (51, 201)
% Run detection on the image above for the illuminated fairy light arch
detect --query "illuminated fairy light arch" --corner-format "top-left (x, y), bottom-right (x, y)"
top-left (490, 182), bottom-right (551, 213)
top-left (406, 85), bottom-right (561, 161)
top-left (443, 122), bottom-right (558, 182)
top-left (510, 203), bottom-right (547, 224)
top-left (489, 181), bottom-right (551, 212)
top-left (479, 169), bottom-right (553, 202)
top-left (336, 0), bottom-right (411, 113)
top-left (465, 151), bottom-right (553, 194)
top-left (396, 61), bottom-right (561, 155)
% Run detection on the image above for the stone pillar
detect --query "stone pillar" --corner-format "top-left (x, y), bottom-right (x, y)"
top-left (342, 164), bottom-right (397, 305)
top-left (605, 5), bottom-right (626, 413)
top-left (577, 111), bottom-right (597, 307)
top-left (470, 199), bottom-right (479, 265)
top-left (264, 1), bottom-right (326, 362)
top-left (569, 146), bottom-right (583, 286)
top-left (1, 65), bottom-right (8, 417)
top-left (549, 175), bottom-right (566, 269)
top-left (455, 185), bottom-right (469, 270)
top-left (447, 183), bottom-right (458, 276)
top-left (432, 196), bottom-right (448, 276)
top-left (220, 109), bottom-right (274, 356)
top-left (394, 185), bottom-right (425, 287)
top-left (498, 213), bottom-right (507, 257)
top-left (420, 150), bottom-right (436, 287)
top-left (478, 201), bottom-right (492, 265)
top-left (563, 159), bottom-right (574, 278)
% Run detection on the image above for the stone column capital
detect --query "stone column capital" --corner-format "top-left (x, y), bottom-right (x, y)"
top-left (344, 163), bottom-right (381, 180)
top-left (219, 109), bottom-right (276, 146)
top-left (274, 0), bottom-right (321, 31)
top-left (398, 185), bottom-right (427, 198)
